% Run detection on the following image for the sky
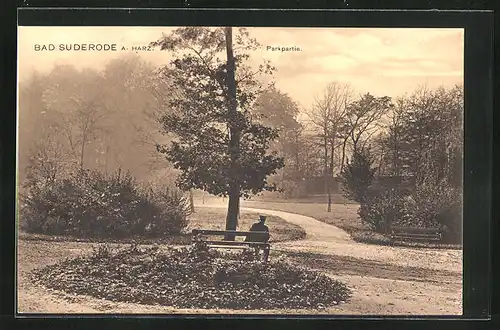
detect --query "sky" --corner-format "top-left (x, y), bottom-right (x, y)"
top-left (18, 26), bottom-right (463, 110)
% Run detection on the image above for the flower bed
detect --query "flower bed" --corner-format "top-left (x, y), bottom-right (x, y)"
top-left (31, 242), bottom-right (351, 310)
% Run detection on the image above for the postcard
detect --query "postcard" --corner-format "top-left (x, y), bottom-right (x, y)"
top-left (16, 25), bottom-right (464, 315)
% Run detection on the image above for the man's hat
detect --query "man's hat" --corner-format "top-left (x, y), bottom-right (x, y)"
top-left (259, 215), bottom-right (267, 222)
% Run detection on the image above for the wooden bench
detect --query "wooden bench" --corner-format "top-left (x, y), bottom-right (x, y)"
top-left (389, 226), bottom-right (442, 244)
top-left (192, 229), bottom-right (271, 262)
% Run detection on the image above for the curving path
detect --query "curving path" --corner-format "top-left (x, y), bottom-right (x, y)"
top-left (196, 203), bottom-right (462, 273)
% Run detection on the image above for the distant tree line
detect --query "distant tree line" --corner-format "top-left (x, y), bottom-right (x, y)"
top-left (252, 79), bottom-right (462, 211)
top-left (19, 54), bottom-right (462, 208)
top-left (18, 54), bottom-right (176, 190)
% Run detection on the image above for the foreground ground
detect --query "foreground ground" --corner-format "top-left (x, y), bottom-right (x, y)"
top-left (17, 240), bottom-right (461, 315)
top-left (17, 202), bottom-right (462, 315)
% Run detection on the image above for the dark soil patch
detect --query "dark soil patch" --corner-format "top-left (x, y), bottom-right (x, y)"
top-left (30, 243), bottom-right (351, 310)
top-left (282, 250), bottom-right (461, 284)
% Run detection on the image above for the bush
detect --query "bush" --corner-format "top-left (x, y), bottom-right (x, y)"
top-left (277, 180), bottom-right (307, 199)
top-left (20, 168), bottom-right (190, 238)
top-left (350, 230), bottom-right (393, 246)
top-left (339, 148), bottom-right (377, 203)
top-left (31, 244), bottom-right (351, 310)
top-left (358, 188), bottom-right (408, 233)
top-left (405, 182), bottom-right (462, 243)
top-left (358, 180), bottom-right (462, 244)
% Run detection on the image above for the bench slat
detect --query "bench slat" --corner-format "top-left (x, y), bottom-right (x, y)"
top-left (391, 232), bottom-right (441, 242)
top-left (392, 232), bottom-right (441, 236)
top-left (393, 236), bottom-right (441, 240)
top-left (391, 227), bottom-right (441, 233)
top-left (391, 232), bottom-right (441, 235)
top-left (203, 240), bottom-right (269, 247)
top-left (391, 233), bottom-right (441, 236)
top-left (206, 245), bottom-right (250, 250)
top-left (390, 225), bottom-right (442, 244)
top-left (192, 228), bottom-right (271, 262)
top-left (192, 229), bottom-right (269, 237)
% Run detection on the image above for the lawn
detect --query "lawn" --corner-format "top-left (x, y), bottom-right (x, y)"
top-left (242, 199), bottom-right (363, 233)
top-left (249, 193), bottom-right (356, 205)
top-left (195, 194), bottom-right (362, 233)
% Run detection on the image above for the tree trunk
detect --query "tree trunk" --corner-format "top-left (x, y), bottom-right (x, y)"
top-left (224, 27), bottom-right (240, 240)
top-left (104, 145), bottom-right (110, 174)
top-left (393, 136), bottom-right (398, 177)
top-left (327, 137), bottom-right (335, 212)
top-left (340, 137), bottom-right (348, 173)
top-left (79, 139), bottom-right (86, 170)
top-left (294, 132), bottom-right (300, 180)
top-left (323, 134), bottom-right (329, 211)
top-left (378, 144), bottom-right (384, 177)
top-left (189, 189), bottom-right (195, 213)
top-left (226, 185), bottom-right (240, 238)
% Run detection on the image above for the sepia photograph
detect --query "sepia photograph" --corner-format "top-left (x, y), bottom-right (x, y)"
top-left (16, 26), bottom-right (464, 315)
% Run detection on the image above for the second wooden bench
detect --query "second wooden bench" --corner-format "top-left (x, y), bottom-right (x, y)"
top-left (390, 226), bottom-right (442, 244)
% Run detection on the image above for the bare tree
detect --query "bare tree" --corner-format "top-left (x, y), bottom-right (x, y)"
top-left (24, 123), bottom-right (67, 187)
top-left (339, 93), bottom-right (393, 175)
top-left (60, 97), bottom-right (106, 170)
top-left (383, 97), bottom-right (407, 179)
top-left (307, 82), bottom-right (351, 211)
top-left (348, 94), bottom-right (392, 152)
top-left (41, 65), bottom-right (108, 172)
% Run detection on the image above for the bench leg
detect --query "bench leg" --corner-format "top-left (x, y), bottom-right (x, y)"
top-left (263, 248), bottom-right (270, 263)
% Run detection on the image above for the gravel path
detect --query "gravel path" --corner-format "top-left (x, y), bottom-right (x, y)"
top-left (195, 202), bottom-right (462, 314)
top-left (197, 203), bottom-right (462, 273)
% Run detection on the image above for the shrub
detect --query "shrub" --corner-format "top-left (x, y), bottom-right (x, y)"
top-left (144, 185), bottom-right (191, 236)
top-left (350, 230), bottom-right (393, 246)
top-left (20, 168), bottom-right (190, 238)
top-left (406, 182), bottom-right (462, 243)
top-left (358, 188), bottom-right (408, 233)
top-left (277, 180), bottom-right (306, 199)
top-left (358, 180), bottom-right (462, 244)
top-left (339, 148), bottom-right (377, 203)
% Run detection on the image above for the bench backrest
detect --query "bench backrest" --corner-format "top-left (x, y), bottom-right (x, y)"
top-left (390, 226), bottom-right (441, 234)
top-left (192, 229), bottom-right (270, 242)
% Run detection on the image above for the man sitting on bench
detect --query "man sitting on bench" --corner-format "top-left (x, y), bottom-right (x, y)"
top-left (245, 215), bottom-right (269, 255)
